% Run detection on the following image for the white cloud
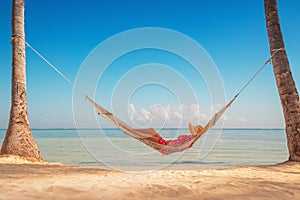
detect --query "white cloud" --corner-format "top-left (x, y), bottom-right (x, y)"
top-left (224, 114), bottom-right (248, 123)
top-left (172, 110), bottom-right (182, 120)
top-left (210, 102), bottom-right (222, 113)
top-left (150, 105), bottom-right (170, 120)
top-left (137, 109), bottom-right (151, 122)
top-left (127, 102), bottom-right (248, 128)
top-left (128, 104), bottom-right (152, 123)
top-left (127, 103), bottom-right (206, 126)
top-left (128, 104), bottom-right (136, 121)
top-left (173, 104), bottom-right (202, 122)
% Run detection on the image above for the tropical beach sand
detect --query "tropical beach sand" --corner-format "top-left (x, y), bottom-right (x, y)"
top-left (0, 155), bottom-right (299, 200)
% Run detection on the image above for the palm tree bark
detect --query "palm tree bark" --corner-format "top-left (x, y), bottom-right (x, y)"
top-left (0, 0), bottom-right (40, 159)
top-left (264, 0), bottom-right (300, 161)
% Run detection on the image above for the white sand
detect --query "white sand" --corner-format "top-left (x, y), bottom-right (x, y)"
top-left (0, 155), bottom-right (299, 200)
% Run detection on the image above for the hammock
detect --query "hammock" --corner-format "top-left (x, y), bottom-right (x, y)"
top-left (85, 95), bottom-right (236, 155)
top-left (24, 40), bottom-right (284, 155)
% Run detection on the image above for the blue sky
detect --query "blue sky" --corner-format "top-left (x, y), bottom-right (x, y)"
top-left (0, 0), bottom-right (299, 129)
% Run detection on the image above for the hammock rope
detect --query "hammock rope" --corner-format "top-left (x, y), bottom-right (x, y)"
top-left (234, 47), bottom-right (285, 98)
top-left (25, 42), bottom-right (86, 97)
top-left (22, 37), bottom-right (284, 154)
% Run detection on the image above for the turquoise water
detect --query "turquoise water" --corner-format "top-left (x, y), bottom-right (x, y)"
top-left (0, 129), bottom-right (288, 170)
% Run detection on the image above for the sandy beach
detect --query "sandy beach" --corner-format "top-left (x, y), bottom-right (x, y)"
top-left (0, 155), bottom-right (299, 200)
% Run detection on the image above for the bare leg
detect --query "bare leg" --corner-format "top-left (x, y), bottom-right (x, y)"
top-left (134, 128), bottom-right (162, 143)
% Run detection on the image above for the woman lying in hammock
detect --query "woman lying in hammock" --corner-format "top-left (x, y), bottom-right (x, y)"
top-left (85, 95), bottom-right (206, 154)
top-left (136, 123), bottom-right (204, 147)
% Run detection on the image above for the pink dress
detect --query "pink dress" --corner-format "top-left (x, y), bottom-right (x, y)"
top-left (157, 135), bottom-right (193, 155)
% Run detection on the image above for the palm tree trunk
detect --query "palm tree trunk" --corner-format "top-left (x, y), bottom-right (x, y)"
top-left (264, 0), bottom-right (300, 161)
top-left (0, 0), bottom-right (40, 159)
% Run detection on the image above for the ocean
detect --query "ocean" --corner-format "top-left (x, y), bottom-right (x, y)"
top-left (0, 128), bottom-right (288, 170)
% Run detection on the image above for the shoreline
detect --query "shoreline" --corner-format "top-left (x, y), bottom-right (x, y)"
top-left (0, 155), bottom-right (299, 200)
